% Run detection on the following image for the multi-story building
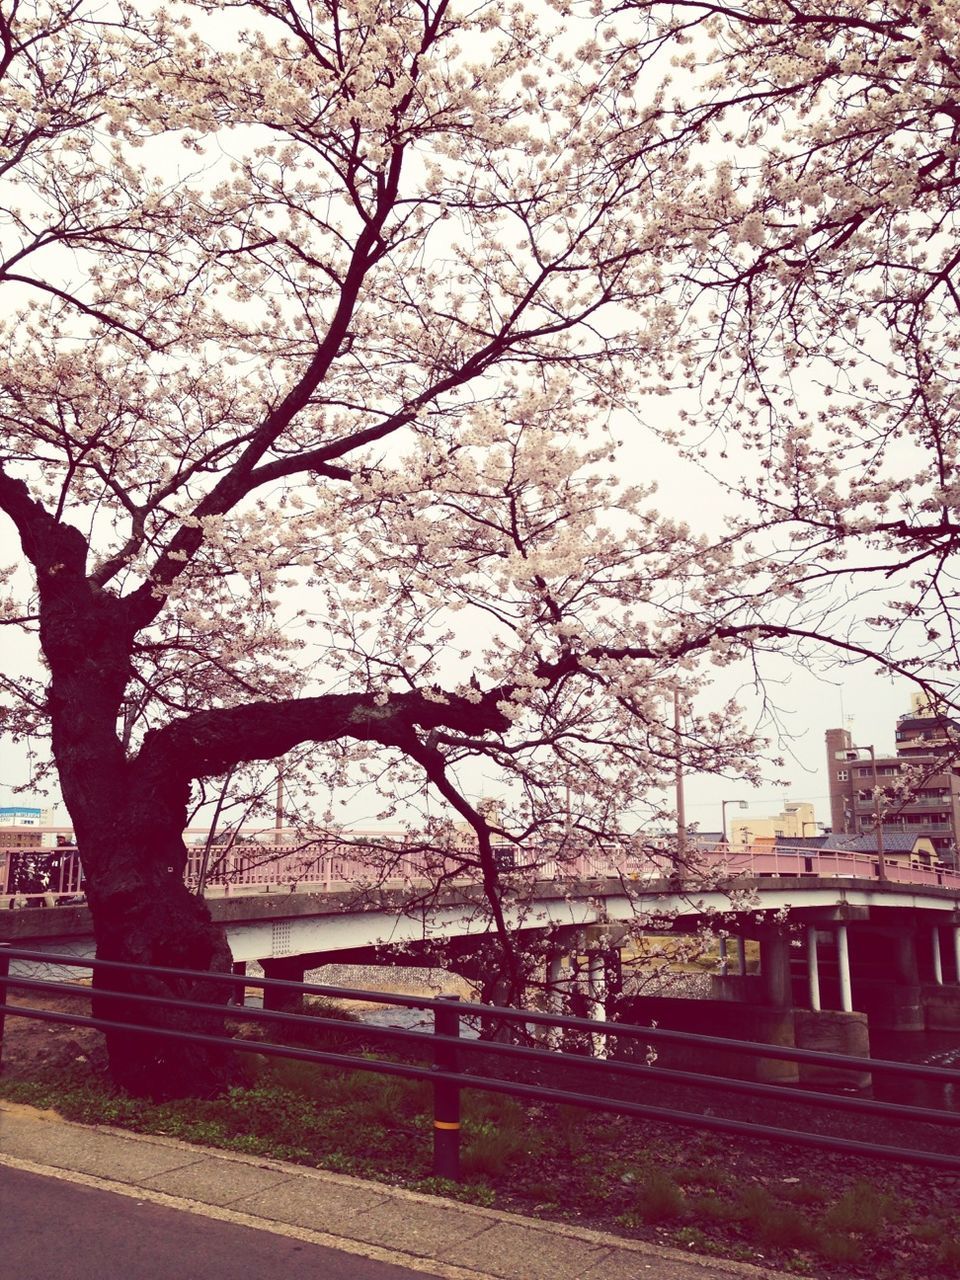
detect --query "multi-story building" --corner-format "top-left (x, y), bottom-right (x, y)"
top-left (0, 805), bottom-right (52, 850)
top-left (727, 800), bottom-right (818, 846)
top-left (826, 702), bottom-right (960, 865)
top-left (895, 693), bottom-right (960, 760)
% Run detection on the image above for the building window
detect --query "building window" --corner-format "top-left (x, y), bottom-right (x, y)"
top-left (837, 769), bottom-right (849, 782)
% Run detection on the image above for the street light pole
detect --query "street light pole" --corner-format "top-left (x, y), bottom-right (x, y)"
top-left (721, 799), bottom-right (747, 845)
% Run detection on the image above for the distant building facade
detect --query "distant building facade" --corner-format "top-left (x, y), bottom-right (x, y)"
top-left (826, 699), bottom-right (960, 865)
top-left (728, 800), bottom-right (818, 846)
top-left (0, 805), bottom-right (53, 850)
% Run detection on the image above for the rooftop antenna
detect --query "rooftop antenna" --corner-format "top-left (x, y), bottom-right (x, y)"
top-left (839, 691), bottom-right (855, 739)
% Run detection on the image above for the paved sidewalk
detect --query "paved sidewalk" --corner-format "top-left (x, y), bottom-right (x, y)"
top-left (0, 1101), bottom-right (792, 1280)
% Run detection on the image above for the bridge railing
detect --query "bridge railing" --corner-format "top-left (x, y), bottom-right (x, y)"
top-left (2, 944), bottom-right (960, 1179)
top-left (0, 847), bottom-right (84, 903)
top-left (4, 836), bottom-right (960, 908)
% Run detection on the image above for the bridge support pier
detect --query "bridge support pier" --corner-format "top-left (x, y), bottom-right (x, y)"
top-left (544, 950), bottom-right (569, 1050)
top-left (261, 956), bottom-right (307, 1013)
top-left (921, 983), bottom-right (960, 1031)
top-left (719, 935), bottom-right (747, 976)
top-left (229, 961), bottom-right (246, 1006)
top-left (587, 950), bottom-right (607, 1059)
top-left (855, 927), bottom-right (924, 1031)
top-left (807, 926), bottom-right (821, 1012)
top-left (836, 923), bottom-right (852, 1013)
top-left (895, 928), bottom-right (920, 985)
top-left (759, 931), bottom-right (791, 1007)
top-left (794, 1009), bottom-right (871, 1090)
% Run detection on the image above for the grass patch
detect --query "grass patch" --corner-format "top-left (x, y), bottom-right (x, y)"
top-left (631, 1169), bottom-right (687, 1223)
top-left (670, 1164), bottom-right (732, 1190)
top-left (733, 1186), bottom-right (820, 1251)
top-left (815, 1233), bottom-right (862, 1264)
top-left (823, 1182), bottom-right (898, 1237)
top-left (779, 1180), bottom-right (829, 1207)
top-left (819, 1177), bottom-right (901, 1239)
top-left (937, 1236), bottom-right (960, 1272)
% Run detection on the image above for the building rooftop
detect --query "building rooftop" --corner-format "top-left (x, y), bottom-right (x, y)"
top-left (827, 831), bottom-right (933, 854)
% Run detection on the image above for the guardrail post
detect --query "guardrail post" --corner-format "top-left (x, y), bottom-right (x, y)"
top-left (0, 943), bottom-right (10, 1071)
top-left (433, 994), bottom-right (461, 1181)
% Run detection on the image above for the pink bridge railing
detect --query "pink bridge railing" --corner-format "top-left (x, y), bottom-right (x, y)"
top-left (2, 829), bottom-right (960, 905)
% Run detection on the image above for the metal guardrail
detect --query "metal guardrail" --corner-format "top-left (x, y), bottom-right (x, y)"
top-left (2, 946), bottom-right (960, 1178)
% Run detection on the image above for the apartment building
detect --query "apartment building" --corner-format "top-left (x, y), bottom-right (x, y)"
top-left (826, 701), bottom-right (960, 864)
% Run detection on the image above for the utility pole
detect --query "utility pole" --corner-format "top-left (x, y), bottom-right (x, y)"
top-left (674, 688), bottom-right (686, 867)
top-left (275, 770), bottom-right (284, 846)
top-left (868, 744), bottom-right (885, 880)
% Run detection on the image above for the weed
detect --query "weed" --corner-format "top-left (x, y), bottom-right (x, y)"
top-left (524, 1177), bottom-right (568, 1208)
top-left (670, 1165), bottom-right (731, 1191)
top-left (689, 1193), bottom-right (740, 1224)
top-left (673, 1226), bottom-right (712, 1250)
top-left (462, 1093), bottom-right (525, 1131)
top-left (551, 1104), bottom-right (591, 1158)
top-left (265, 997), bottom-right (364, 1050)
top-left (779, 1257), bottom-right (816, 1275)
top-left (815, 1233), bottom-right (861, 1264)
top-left (733, 1186), bottom-right (818, 1250)
top-left (778, 1181), bottom-right (828, 1207)
top-left (410, 1178), bottom-right (496, 1207)
top-left (352, 1076), bottom-right (430, 1128)
top-left (937, 1236), bottom-right (960, 1273)
top-left (462, 1124), bottom-right (527, 1179)
top-left (632, 1169), bottom-right (687, 1223)
top-left (672, 1227), bottom-right (753, 1262)
top-left (319, 1152), bottom-right (360, 1174)
top-left (823, 1181), bottom-right (898, 1237)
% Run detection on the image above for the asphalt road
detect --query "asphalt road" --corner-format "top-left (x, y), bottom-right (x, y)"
top-left (0, 1165), bottom-right (442, 1280)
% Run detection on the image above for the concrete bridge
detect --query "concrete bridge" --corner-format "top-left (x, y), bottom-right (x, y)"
top-left (3, 832), bottom-right (960, 1083)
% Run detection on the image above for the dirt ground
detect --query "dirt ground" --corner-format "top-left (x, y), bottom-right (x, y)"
top-left (1, 990), bottom-right (103, 1075)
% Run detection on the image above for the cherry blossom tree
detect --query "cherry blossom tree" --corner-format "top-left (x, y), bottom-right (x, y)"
top-left (614, 0), bottom-right (960, 688)
top-left (1, 0), bottom-right (947, 1095)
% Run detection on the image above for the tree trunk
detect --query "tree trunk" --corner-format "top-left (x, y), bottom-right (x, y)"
top-left (84, 845), bottom-right (236, 1099)
top-left (68, 767), bottom-right (238, 1099)
top-left (25, 504), bottom-right (240, 1097)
